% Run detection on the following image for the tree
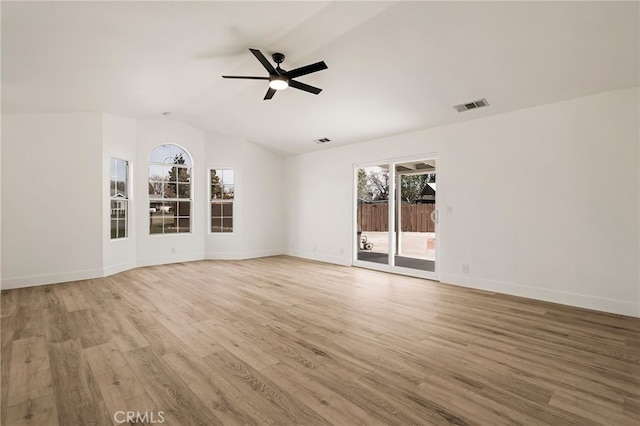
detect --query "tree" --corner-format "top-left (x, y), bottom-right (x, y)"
top-left (211, 169), bottom-right (222, 199)
top-left (400, 174), bottom-right (429, 203)
top-left (167, 154), bottom-right (190, 198)
top-left (369, 169), bottom-right (389, 201)
top-left (357, 169), bottom-right (373, 202)
top-left (148, 176), bottom-right (164, 196)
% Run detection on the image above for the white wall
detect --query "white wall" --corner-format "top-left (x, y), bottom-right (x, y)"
top-left (102, 113), bottom-right (137, 275)
top-left (285, 88), bottom-right (640, 317)
top-left (135, 118), bottom-right (206, 266)
top-left (204, 133), bottom-right (285, 259)
top-left (1, 113), bottom-right (287, 288)
top-left (2, 90), bottom-right (636, 317)
top-left (1, 113), bottom-right (104, 288)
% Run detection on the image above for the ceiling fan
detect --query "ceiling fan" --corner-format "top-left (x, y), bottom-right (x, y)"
top-left (222, 48), bottom-right (328, 100)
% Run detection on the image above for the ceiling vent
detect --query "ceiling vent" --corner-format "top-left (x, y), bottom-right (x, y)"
top-left (315, 138), bottom-right (331, 144)
top-left (454, 98), bottom-right (489, 113)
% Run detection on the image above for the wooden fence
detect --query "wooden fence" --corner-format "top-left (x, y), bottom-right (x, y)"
top-left (357, 203), bottom-right (435, 232)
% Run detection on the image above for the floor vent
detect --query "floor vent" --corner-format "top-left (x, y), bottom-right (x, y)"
top-left (315, 138), bottom-right (331, 144)
top-left (454, 98), bottom-right (489, 112)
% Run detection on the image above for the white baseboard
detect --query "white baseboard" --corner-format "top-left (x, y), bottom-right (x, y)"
top-left (1, 267), bottom-right (104, 290)
top-left (102, 261), bottom-right (137, 277)
top-left (440, 273), bottom-right (640, 318)
top-left (285, 249), bottom-right (352, 266)
top-left (205, 249), bottom-right (284, 260)
top-left (136, 253), bottom-right (204, 268)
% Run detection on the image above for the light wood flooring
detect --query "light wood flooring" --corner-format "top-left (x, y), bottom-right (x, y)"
top-left (1, 256), bottom-right (639, 425)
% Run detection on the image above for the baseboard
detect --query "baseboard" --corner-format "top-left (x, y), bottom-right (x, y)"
top-left (102, 261), bottom-right (137, 277)
top-left (136, 253), bottom-right (204, 268)
top-left (1, 267), bottom-right (104, 290)
top-left (440, 273), bottom-right (640, 318)
top-left (285, 249), bottom-right (352, 266)
top-left (205, 249), bottom-right (284, 260)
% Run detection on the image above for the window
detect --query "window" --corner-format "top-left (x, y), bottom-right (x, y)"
top-left (110, 158), bottom-right (129, 239)
top-left (148, 144), bottom-right (192, 234)
top-left (210, 169), bottom-right (234, 232)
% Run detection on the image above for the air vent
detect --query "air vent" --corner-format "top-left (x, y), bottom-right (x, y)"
top-left (454, 98), bottom-right (489, 112)
top-left (315, 138), bottom-right (331, 144)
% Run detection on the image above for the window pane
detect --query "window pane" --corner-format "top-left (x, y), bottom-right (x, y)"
top-left (177, 183), bottom-right (190, 199)
top-left (149, 145), bottom-right (171, 163)
top-left (211, 203), bottom-right (222, 217)
top-left (222, 203), bottom-right (233, 216)
top-left (110, 158), bottom-right (117, 178)
top-left (177, 167), bottom-right (190, 183)
top-left (163, 202), bottom-right (177, 233)
top-left (211, 218), bottom-right (222, 233)
top-left (172, 146), bottom-right (192, 166)
top-left (116, 160), bottom-right (127, 180)
top-left (222, 169), bottom-right (234, 184)
top-left (111, 180), bottom-right (116, 197)
top-left (211, 185), bottom-right (223, 200)
top-left (222, 218), bottom-right (233, 232)
top-left (117, 219), bottom-right (127, 238)
top-left (177, 217), bottom-right (191, 233)
top-left (164, 183), bottom-right (177, 199)
top-left (178, 201), bottom-right (190, 217)
top-left (116, 180), bottom-right (126, 198)
top-left (223, 185), bottom-right (234, 200)
top-left (163, 201), bottom-right (176, 215)
top-left (150, 202), bottom-right (164, 234)
top-left (148, 164), bottom-right (164, 180)
top-left (118, 201), bottom-right (127, 219)
top-left (211, 170), bottom-right (221, 186)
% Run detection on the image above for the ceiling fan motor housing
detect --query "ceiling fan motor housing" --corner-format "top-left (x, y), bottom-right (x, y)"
top-left (272, 52), bottom-right (285, 64)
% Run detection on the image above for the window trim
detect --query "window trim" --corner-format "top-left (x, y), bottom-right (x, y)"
top-left (148, 144), bottom-right (193, 235)
top-left (109, 157), bottom-right (129, 240)
top-left (209, 168), bottom-right (235, 234)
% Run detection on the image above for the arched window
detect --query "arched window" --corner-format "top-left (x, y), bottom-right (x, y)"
top-left (148, 144), bottom-right (192, 234)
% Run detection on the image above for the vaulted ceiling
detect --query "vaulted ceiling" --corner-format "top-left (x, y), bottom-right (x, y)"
top-left (2, 1), bottom-right (638, 155)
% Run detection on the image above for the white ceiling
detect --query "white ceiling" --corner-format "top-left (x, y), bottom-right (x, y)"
top-left (2, 1), bottom-right (638, 155)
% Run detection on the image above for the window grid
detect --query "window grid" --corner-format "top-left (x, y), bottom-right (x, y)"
top-left (211, 169), bottom-right (234, 233)
top-left (149, 144), bottom-right (192, 234)
top-left (110, 158), bottom-right (128, 239)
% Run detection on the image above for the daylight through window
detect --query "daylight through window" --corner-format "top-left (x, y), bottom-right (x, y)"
top-left (210, 169), bottom-right (234, 233)
top-left (110, 158), bottom-right (129, 239)
top-left (148, 144), bottom-right (192, 234)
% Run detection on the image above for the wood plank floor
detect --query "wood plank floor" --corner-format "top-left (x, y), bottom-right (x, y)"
top-left (1, 255), bottom-right (639, 425)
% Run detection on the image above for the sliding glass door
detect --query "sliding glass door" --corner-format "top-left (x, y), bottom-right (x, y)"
top-left (354, 157), bottom-right (438, 280)
top-left (395, 160), bottom-right (437, 273)
top-left (356, 164), bottom-right (390, 265)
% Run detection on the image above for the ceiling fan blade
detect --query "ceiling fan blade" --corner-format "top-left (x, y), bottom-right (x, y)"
top-left (289, 79), bottom-right (322, 95)
top-left (286, 61), bottom-right (328, 79)
top-left (249, 48), bottom-right (277, 75)
top-left (221, 75), bottom-right (269, 80)
top-left (264, 87), bottom-right (276, 100)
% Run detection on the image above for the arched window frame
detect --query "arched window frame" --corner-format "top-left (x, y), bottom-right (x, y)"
top-left (148, 144), bottom-right (192, 235)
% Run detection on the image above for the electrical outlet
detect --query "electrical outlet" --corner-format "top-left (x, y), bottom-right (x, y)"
top-left (447, 205), bottom-right (453, 214)
top-left (171, 247), bottom-right (176, 255)
top-left (340, 247), bottom-right (344, 255)
top-left (462, 263), bottom-right (469, 273)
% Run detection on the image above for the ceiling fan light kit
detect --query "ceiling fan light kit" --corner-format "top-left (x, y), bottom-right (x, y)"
top-left (269, 75), bottom-right (289, 90)
top-left (222, 48), bottom-right (327, 100)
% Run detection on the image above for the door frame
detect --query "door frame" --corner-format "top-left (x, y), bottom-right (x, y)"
top-left (352, 153), bottom-right (440, 282)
